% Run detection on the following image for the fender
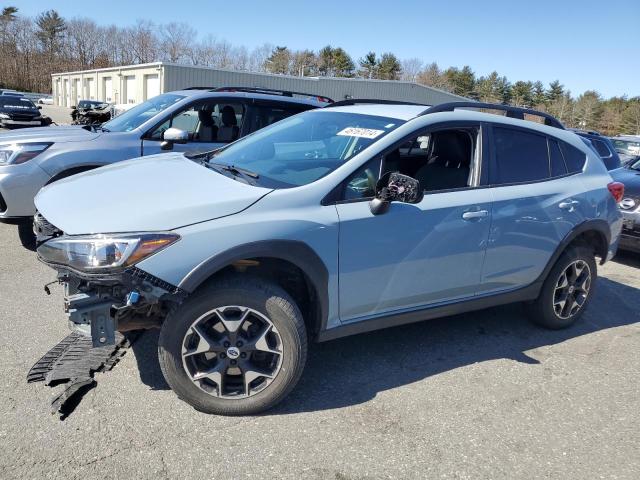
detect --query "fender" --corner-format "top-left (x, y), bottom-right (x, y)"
top-left (178, 240), bottom-right (330, 332)
top-left (537, 218), bottom-right (611, 283)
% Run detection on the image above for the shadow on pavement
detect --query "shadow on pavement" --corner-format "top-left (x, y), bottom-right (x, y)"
top-left (131, 277), bottom-right (640, 412)
top-left (613, 251), bottom-right (640, 269)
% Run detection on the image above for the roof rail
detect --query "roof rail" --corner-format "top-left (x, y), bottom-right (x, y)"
top-left (324, 98), bottom-right (430, 108)
top-left (212, 86), bottom-right (333, 103)
top-left (419, 102), bottom-right (565, 129)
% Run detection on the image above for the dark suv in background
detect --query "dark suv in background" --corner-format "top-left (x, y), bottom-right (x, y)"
top-left (570, 129), bottom-right (621, 171)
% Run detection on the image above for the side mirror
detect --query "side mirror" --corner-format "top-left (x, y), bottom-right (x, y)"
top-left (70, 105), bottom-right (76, 110)
top-left (369, 172), bottom-right (423, 215)
top-left (161, 127), bottom-right (188, 150)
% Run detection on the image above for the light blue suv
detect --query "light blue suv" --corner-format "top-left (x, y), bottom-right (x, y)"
top-left (33, 101), bottom-right (623, 415)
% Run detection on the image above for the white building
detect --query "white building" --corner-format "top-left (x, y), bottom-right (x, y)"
top-left (51, 62), bottom-right (466, 108)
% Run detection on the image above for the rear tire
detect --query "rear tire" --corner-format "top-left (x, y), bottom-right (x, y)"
top-left (526, 245), bottom-right (596, 329)
top-left (18, 220), bottom-right (36, 251)
top-left (158, 275), bottom-right (307, 415)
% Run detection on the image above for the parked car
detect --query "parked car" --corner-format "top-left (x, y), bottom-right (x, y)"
top-left (611, 135), bottom-right (640, 156)
top-left (0, 87), bottom-right (329, 248)
top-left (70, 100), bottom-right (112, 125)
top-left (0, 96), bottom-right (47, 129)
top-left (610, 157), bottom-right (640, 252)
top-left (37, 96), bottom-right (54, 105)
top-left (569, 129), bottom-right (621, 170)
top-left (32, 101), bottom-right (623, 415)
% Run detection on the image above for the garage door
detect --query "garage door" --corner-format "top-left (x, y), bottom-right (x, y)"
top-left (86, 78), bottom-right (95, 100)
top-left (124, 76), bottom-right (136, 104)
top-left (73, 79), bottom-right (81, 104)
top-left (103, 77), bottom-right (112, 102)
top-left (144, 74), bottom-right (160, 100)
top-left (64, 79), bottom-right (70, 107)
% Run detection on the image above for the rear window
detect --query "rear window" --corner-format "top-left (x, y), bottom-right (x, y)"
top-left (492, 127), bottom-right (550, 184)
top-left (591, 139), bottom-right (611, 158)
top-left (559, 142), bottom-right (587, 173)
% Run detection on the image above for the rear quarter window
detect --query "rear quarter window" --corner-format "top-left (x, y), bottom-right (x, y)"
top-left (559, 142), bottom-right (587, 173)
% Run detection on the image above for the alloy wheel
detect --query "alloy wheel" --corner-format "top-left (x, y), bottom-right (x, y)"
top-left (553, 260), bottom-right (592, 320)
top-left (181, 306), bottom-right (283, 399)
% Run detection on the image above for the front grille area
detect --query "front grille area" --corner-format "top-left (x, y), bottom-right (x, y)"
top-left (33, 212), bottom-right (62, 243)
top-left (10, 114), bottom-right (36, 121)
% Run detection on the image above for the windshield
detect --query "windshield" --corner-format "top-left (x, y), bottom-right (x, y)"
top-left (210, 110), bottom-right (404, 187)
top-left (101, 93), bottom-right (184, 132)
top-left (0, 97), bottom-right (36, 109)
top-left (629, 158), bottom-right (640, 171)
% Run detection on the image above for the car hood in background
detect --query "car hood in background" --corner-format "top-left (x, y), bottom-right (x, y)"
top-left (35, 153), bottom-right (273, 234)
top-left (610, 167), bottom-right (640, 196)
top-left (0, 125), bottom-right (101, 144)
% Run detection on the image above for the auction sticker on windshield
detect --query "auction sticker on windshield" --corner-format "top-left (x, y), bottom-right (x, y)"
top-left (337, 127), bottom-right (385, 139)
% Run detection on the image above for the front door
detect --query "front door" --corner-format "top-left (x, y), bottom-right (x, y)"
top-left (336, 124), bottom-right (492, 322)
top-left (141, 100), bottom-right (246, 156)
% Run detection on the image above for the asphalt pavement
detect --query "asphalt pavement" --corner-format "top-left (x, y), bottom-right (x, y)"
top-left (0, 222), bottom-right (638, 479)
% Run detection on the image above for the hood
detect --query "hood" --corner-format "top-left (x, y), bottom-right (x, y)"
top-left (0, 105), bottom-right (40, 116)
top-left (0, 125), bottom-right (101, 144)
top-left (610, 167), bottom-right (640, 196)
top-left (35, 153), bottom-right (273, 234)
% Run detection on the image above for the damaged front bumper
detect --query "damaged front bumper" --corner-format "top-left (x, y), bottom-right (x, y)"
top-left (51, 266), bottom-right (185, 347)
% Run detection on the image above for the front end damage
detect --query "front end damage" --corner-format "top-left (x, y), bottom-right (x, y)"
top-left (59, 266), bottom-right (184, 347)
top-left (29, 214), bottom-right (185, 416)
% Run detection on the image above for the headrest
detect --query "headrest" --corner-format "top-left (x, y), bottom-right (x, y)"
top-left (221, 106), bottom-right (237, 126)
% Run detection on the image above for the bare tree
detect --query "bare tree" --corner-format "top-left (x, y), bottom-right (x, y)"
top-left (127, 20), bottom-right (159, 64)
top-left (160, 22), bottom-right (196, 63)
top-left (400, 58), bottom-right (422, 82)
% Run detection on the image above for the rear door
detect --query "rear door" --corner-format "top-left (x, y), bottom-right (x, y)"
top-left (478, 125), bottom-right (588, 294)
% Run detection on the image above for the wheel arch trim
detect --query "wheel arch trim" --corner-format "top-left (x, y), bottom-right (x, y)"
top-left (178, 240), bottom-right (330, 333)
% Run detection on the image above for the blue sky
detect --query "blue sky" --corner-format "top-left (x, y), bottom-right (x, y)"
top-left (12, 0), bottom-right (640, 98)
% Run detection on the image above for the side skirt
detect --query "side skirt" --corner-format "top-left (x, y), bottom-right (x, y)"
top-left (317, 282), bottom-right (542, 342)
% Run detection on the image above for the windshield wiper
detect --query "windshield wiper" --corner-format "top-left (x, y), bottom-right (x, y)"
top-left (210, 162), bottom-right (259, 179)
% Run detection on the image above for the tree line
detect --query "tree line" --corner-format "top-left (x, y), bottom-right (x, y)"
top-left (1, 6), bottom-right (638, 135)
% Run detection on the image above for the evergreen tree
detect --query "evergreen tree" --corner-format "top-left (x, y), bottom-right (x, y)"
top-left (358, 51), bottom-right (377, 79)
top-left (265, 46), bottom-right (291, 74)
top-left (377, 52), bottom-right (401, 80)
top-left (35, 9), bottom-right (66, 54)
top-left (444, 65), bottom-right (476, 97)
top-left (547, 80), bottom-right (564, 103)
top-left (532, 81), bottom-right (546, 106)
top-left (511, 81), bottom-right (534, 107)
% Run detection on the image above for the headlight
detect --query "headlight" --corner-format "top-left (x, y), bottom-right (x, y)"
top-left (37, 233), bottom-right (180, 272)
top-left (0, 113), bottom-right (9, 119)
top-left (0, 143), bottom-right (52, 165)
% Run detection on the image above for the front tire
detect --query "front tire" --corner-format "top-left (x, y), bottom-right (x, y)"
top-left (158, 276), bottom-right (307, 415)
top-left (526, 245), bottom-right (596, 329)
top-left (18, 220), bottom-right (36, 251)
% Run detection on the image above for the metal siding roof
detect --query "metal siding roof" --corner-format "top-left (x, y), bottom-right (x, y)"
top-left (54, 62), bottom-right (467, 106)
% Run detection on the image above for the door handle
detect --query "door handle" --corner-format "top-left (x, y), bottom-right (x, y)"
top-left (559, 200), bottom-right (579, 210)
top-left (462, 210), bottom-right (489, 220)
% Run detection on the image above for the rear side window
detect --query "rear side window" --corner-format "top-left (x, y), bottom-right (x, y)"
top-left (492, 127), bottom-right (549, 184)
top-left (559, 142), bottom-right (587, 173)
top-left (591, 139), bottom-right (611, 158)
top-left (549, 139), bottom-right (567, 177)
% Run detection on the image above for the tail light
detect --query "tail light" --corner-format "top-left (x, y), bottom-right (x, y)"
top-left (608, 182), bottom-right (624, 203)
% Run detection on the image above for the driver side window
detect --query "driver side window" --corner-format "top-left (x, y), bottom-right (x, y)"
top-left (342, 157), bottom-right (382, 200)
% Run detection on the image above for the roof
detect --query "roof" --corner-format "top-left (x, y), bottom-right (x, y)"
top-left (172, 89), bottom-right (327, 107)
top-left (317, 104), bottom-right (427, 120)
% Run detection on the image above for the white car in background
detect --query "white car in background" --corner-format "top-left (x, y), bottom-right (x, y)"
top-left (37, 97), bottom-right (54, 105)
